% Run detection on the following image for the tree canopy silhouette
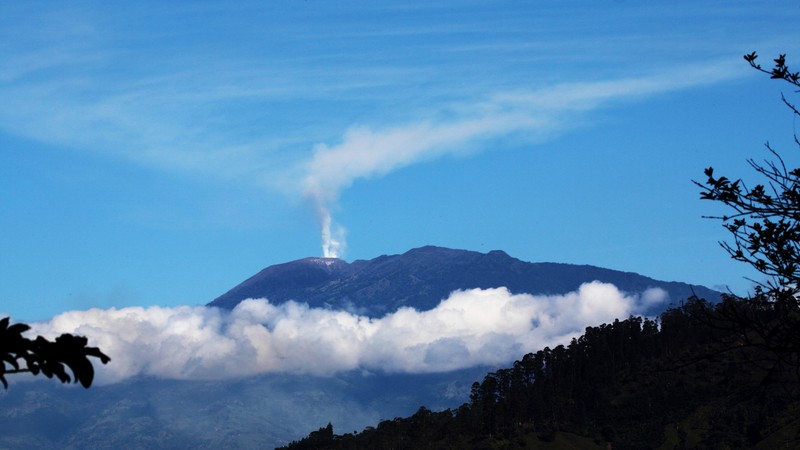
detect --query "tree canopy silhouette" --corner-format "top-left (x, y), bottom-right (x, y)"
top-left (698, 52), bottom-right (800, 291)
top-left (695, 52), bottom-right (800, 377)
top-left (0, 317), bottom-right (110, 389)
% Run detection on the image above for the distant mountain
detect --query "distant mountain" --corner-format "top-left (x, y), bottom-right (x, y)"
top-left (209, 246), bottom-right (721, 315)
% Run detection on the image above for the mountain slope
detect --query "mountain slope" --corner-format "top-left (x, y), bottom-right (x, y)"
top-left (209, 246), bottom-right (721, 316)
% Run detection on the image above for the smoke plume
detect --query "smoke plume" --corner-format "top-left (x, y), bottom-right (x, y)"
top-left (311, 199), bottom-right (345, 259)
top-left (299, 64), bottom-right (741, 257)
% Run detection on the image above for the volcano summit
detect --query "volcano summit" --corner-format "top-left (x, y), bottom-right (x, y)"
top-left (209, 246), bottom-right (720, 316)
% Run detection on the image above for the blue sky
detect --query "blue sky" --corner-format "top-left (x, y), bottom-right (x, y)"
top-left (2, 1), bottom-right (800, 321)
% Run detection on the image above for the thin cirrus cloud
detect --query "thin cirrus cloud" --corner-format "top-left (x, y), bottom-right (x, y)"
top-left (30, 282), bottom-right (667, 385)
top-left (0, 51), bottom-right (743, 258)
top-left (0, 55), bottom-right (744, 259)
top-left (1, 53), bottom-right (743, 185)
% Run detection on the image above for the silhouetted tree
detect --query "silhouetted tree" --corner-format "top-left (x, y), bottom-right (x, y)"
top-left (699, 52), bottom-right (800, 290)
top-left (696, 52), bottom-right (800, 377)
top-left (0, 317), bottom-right (110, 389)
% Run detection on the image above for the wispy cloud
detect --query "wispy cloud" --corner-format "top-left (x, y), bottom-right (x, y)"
top-left (29, 282), bottom-right (667, 384)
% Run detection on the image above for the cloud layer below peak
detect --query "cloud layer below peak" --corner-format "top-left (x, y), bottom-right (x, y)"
top-left (30, 282), bottom-right (667, 385)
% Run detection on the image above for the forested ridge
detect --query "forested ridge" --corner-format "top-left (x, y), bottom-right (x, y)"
top-left (277, 298), bottom-right (800, 449)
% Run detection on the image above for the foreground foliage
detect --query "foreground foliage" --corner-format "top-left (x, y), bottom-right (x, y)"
top-left (0, 317), bottom-right (110, 389)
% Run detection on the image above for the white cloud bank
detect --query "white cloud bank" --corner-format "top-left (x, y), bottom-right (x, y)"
top-left (30, 282), bottom-right (666, 385)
